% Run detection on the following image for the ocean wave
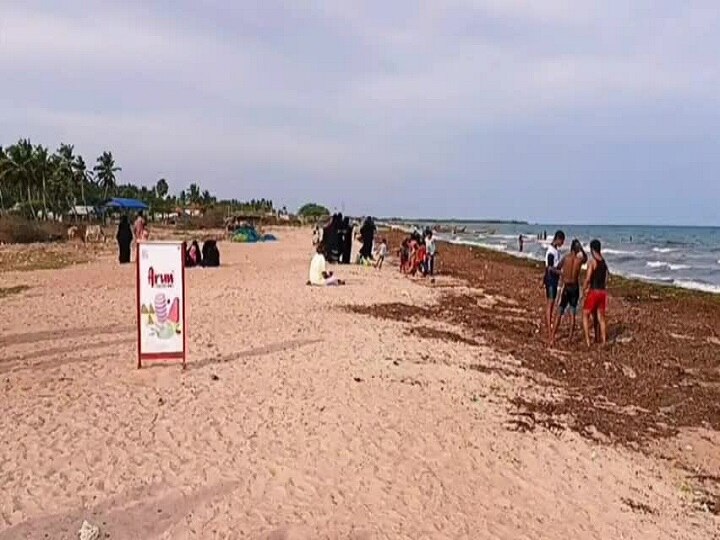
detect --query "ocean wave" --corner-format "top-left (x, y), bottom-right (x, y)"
top-left (673, 280), bottom-right (720, 294)
top-left (628, 273), bottom-right (674, 284)
top-left (652, 247), bottom-right (679, 254)
top-left (646, 261), bottom-right (691, 271)
top-left (478, 242), bottom-right (508, 251)
top-left (489, 234), bottom-right (521, 240)
top-left (604, 248), bottom-right (640, 256)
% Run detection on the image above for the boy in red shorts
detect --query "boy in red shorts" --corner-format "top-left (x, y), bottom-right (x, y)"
top-left (583, 239), bottom-right (609, 347)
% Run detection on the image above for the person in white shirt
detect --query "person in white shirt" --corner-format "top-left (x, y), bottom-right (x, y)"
top-left (374, 238), bottom-right (388, 269)
top-left (425, 231), bottom-right (437, 276)
top-left (308, 243), bottom-right (345, 286)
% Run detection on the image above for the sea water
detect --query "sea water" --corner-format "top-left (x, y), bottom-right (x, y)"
top-left (428, 223), bottom-right (720, 294)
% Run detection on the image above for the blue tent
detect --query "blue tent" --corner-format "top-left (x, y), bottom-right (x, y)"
top-left (103, 198), bottom-right (149, 211)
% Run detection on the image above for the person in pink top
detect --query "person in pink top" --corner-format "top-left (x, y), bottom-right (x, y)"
top-left (133, 211), bottom-right (147, 241)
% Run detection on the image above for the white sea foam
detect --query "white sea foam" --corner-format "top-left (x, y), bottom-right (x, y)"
top-left (604, 248), bottom-right (640, 256)
top-left (673, 280), bottom-right (720, 294)
top-left (478, 242), bottom-right (508, 251)
top-left (627, 273), bottom-right (673, 283)
top-left (439, 233), bottom-right (720, 294)
top-left (652, 247), bottom-right (679, 254)
top-left (646, 261), bottom-right (691, 271)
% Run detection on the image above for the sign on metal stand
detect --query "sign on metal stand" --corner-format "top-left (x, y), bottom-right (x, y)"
top-left (136, 241), bottom-right (187, 368)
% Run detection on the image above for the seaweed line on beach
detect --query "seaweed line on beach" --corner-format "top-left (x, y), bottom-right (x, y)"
top-left (349, 231), bottom-right (720, 450)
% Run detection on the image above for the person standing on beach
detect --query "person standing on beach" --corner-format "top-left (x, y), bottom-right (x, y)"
top-left (550, 239), bottom-right (587, 346)
top-left (543, 230), bottom-right (565, 340)
top-left (425, 231), bottom-right (437, 276)
top-left (133, 211), bottom-right (146, 242)
top-left (583, 239), bottom-right (609, 347)
top-left (518, 234), bottom-right (524, 252)
top-left (374, 238), bottom-right (388, 269)
top-left (116, 215), bottom-right (133, 264)
top-left (359, 217), bottom-right (376, 261)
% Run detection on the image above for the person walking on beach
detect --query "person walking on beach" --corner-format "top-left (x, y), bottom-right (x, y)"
top-left (543, 230), bottom-right (565, 341)
top-left (374, 238), bottom-right (388, 269)
top-left (116, 215), bottom-right (133, 264)
top-left (550, 239), bottom-right (587, 346)
top-left (583, 239), bottom-right (609, 347)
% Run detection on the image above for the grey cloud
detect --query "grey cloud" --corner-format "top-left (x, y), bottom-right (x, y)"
top-left (2, 1), bottom-right (720, 223)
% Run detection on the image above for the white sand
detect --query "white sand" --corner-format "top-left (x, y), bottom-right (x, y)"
top-left (0, 230), bottom-right (716, 538)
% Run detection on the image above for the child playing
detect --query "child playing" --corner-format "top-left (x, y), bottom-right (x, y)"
top-left (375, 238), bottom-right (388, 269)
top-left (399, 238), bottom-right (410, 273)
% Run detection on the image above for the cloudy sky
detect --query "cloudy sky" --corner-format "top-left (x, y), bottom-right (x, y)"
top-left (2, 1), bottom-right (720, 224)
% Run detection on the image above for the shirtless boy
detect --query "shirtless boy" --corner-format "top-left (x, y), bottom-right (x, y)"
top-left (550, 239), bottom-right (587, 345)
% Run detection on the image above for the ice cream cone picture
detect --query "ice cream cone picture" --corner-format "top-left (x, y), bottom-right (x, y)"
top-left (146, 294), bottom-right (181, 340)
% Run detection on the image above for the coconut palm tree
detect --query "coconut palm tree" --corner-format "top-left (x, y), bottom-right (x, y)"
top-left (72, 155), bottom-right (92, 211)
top-left (54, 143), bottom-right (77, 217)
top-left (187, 183), bottom-right (201, 205)
top-left (155, 178), bottom-right (169, 199)
top-left (2, 140), bottom-right (38, 218)
top-left (32, 145), bottom-right (52, 219)
top-left (0, 146), bottom-right (7, 211)
top-left (94, 151), bottom-right (121, 200)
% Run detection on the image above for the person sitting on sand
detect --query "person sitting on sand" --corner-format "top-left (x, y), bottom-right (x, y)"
top-left (185, 240), bottom-right (202, 267)
top-left (308, 243), bottom-right (345, 286)
top-left (583, 239), bottom-right (609, 347)
top-left (550, 239), bottom-right (587, 346)
top-left (543, 230), bottom-right (565, 340)
top-left (201, 239), bottom-right (220, 267)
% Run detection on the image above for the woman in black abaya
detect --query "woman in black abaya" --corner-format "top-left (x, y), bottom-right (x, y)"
top-left (359, 217), bottom-right (375, 260)
top-left (341, 217), bottom-right (353, 264)
top-left (116, 215), bottom-right (133, 264)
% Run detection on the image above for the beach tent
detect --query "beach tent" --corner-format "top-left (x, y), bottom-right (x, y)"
top-left (103, 198), bottom-right (149, 211)
top-left (230, 224), bottom-right (277, 243)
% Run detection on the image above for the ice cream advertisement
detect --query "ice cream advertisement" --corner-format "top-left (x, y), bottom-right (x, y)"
top-left (137, 242), bottom-right (185, 360)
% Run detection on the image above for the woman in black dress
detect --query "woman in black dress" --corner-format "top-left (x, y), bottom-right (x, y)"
top-left (116, 215), bottom-right (133, 264)
top-left (359, 217), bottom-right (376, 260)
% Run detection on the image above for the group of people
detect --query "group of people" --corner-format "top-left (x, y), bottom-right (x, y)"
top-left (543, 230), bottom-right (609, 347)
top-left (115, 211), bottom-right (148, 264)
top-left (114, 210), bottom-right (220, 268)
top-left (399, 228), bottom-right (436, 277)
top-left (308, 215), bottom-right (386, 286)
top-left (185, 239), bottom-right (220, 268)
top-left (313, 215), bottom-right (378, 266)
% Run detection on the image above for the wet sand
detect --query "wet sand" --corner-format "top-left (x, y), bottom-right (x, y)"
top-left (0, 229), bottom-right (717, 538)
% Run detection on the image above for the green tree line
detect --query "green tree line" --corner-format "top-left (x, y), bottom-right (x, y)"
top-left (0, 138), bottom-right (284, 219)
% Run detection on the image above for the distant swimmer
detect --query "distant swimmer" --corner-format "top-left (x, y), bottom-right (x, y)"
top-left (550, 239), bottom-right (587, 346)
top-left (518, 234), bottom-right (524, 252)
top-left (583, 239), bottom-right (609, 347)
top-left (543, 230), bottom-right (565, 342)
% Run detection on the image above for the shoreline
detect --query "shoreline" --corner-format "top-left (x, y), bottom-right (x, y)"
top-left (382, 223), bottom-right (720, 295)
top-left (375, 229), bottom-right (720, 445)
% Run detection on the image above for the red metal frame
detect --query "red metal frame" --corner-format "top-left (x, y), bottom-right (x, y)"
top-left (136, 241), bottom-right (187, 369)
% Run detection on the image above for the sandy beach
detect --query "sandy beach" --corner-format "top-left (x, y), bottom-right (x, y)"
top-left (1, 228), bottom-right (718, 539)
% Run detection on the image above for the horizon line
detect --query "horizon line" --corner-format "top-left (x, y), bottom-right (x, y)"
top-left (374, 217), bottom-right (720, 229)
